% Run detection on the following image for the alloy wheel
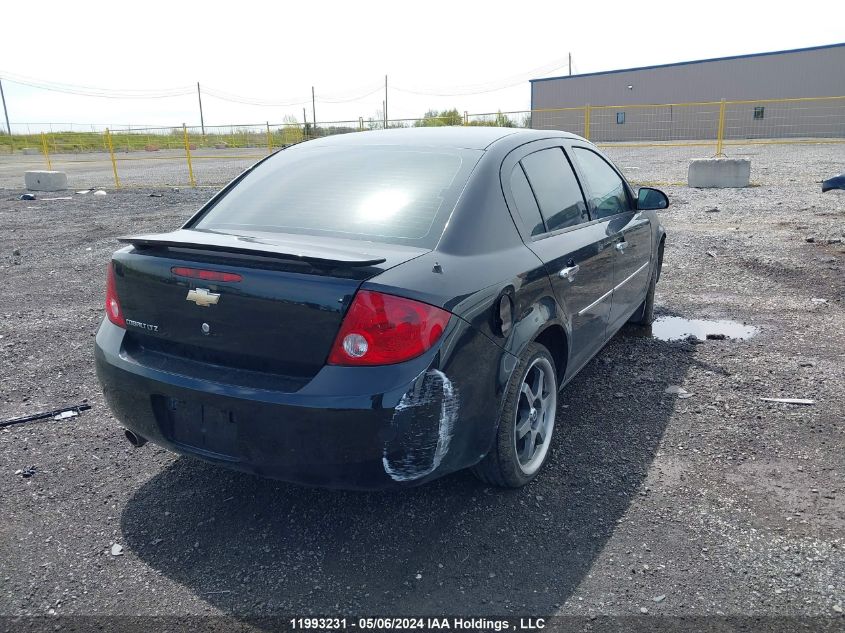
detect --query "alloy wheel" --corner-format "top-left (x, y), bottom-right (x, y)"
top-left (513, 356), bottom-right (556, 475)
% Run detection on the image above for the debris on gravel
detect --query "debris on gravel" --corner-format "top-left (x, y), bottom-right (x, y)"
top-left (759, 397), bottom-right (815, 405)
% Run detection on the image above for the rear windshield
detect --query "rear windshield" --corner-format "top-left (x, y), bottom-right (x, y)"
top-left (191, 145), bottom-right (482, 248)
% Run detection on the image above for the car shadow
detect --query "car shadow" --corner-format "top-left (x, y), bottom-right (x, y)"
top-left (120, 331), bottom-right (692, 618)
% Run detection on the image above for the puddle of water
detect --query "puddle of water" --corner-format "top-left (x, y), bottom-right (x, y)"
top-left (636, 317), bottom-right (757, 341)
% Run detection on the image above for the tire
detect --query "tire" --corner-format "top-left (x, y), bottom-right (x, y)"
top-left (628, 244), bottom-right (663, 326)
top-left (472, 342), bottom-right (558, 488)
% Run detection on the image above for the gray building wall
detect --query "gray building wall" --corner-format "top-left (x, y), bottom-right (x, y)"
top-left (530, 44), bottom-right (845, 140)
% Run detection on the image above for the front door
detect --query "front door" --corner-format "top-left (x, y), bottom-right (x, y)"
top-left (606, 212), bottom-right (652, 331)
top-left (529, 222), bottom-right (616, 371)
top-left (571, 147), bottom-right (653, 332)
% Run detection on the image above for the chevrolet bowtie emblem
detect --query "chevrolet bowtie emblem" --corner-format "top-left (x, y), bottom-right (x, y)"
top-left (186, 287), bottom-right (220, 307)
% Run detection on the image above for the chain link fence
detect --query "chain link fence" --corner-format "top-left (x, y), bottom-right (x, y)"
top-left (2, 96), bottom-right (843, 189)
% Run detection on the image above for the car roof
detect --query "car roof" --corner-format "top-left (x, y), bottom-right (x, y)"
top-left (295, 126), bottom-right (583, 151)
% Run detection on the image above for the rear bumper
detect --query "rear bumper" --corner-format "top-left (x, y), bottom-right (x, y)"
top-left (94, 318), bottom-right (507, 490)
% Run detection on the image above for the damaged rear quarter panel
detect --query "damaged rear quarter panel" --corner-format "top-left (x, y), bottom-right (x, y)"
top-left (380, 315), bottom-right (506, 483)
top-left (382, 369), bottom-right (458, 482)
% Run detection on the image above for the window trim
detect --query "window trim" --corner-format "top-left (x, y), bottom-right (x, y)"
top-left (510, 161), bottom-right (548, 237)
top-left (534, 213), bottom-right (610, 239)
top-left (569, 145), bottom-right (636, 220)
top-left (504, 144), bottom-right (591, 243)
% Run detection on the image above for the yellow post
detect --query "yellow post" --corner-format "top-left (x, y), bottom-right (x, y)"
top-left (105, 128), bottom-right (121, 188)
top-left (583, 104), bottom-right (591, 140)
top-left (715, 98), bottom-right (727, 156)
top-left (182, 123), bottom-right (196, 187)
top-left (40, 132), bottom-right (52, 169)
top-left (266, 121), bottom-right (273, 153)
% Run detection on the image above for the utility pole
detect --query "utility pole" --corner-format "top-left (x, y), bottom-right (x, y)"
top-left (197, 82), bottom-right (205, 136)
top-left (0, 79), bottom-right (10, 135)
top-left (311, 86), bottom-right (317, 134)
top-left (568, 52), bottom-right (572, 76)
top-left (384, 75), bottom-right (388, 128)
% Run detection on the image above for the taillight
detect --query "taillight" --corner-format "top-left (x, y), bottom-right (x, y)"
top-left (171, 267), bottom-right (242, 283)
top-left (105, 262), bottom-right (126, 328)
top-left (327, 290), bottom-right (451, 366)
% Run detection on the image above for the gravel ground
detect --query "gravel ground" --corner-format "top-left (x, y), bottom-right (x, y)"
top-left (0, 143), bottom-right (843, 627)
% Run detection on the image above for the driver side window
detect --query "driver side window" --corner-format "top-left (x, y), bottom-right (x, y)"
top-left (573, 148), bottom-right (631, 219)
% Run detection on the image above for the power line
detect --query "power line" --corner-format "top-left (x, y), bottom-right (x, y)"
top-left (0, 71), bottom-right (193, 98)
top-left (0, 71), bottom-right (386, 106)
top-left (391, 56), bottom-right (573, 96)
top-left (202, 84), bottom-right (384, 107)
top-left (319, 85), bottom-right (384, 103)
top-left (201, 87), bottom-right (312, 107)
top-left (0, 54), bottom-right (574, 110)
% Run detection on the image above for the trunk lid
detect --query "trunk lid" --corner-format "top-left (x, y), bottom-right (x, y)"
top-left (112, 229), bottom-right (427, 382)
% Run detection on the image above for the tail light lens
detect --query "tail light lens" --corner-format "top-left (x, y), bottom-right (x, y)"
top-left (105, 262), bottom-right (126, 328)
top-left (327, 290), bottom-right (451, 366)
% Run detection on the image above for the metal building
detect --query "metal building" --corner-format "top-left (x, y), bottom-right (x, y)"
top-left (530, 43), bottom-right (845, 141)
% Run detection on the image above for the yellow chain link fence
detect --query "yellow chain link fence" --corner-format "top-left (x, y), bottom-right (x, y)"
top-left (2, 95), bottom-right (843, 189)
top-left (528, 95), bottom-right (845, 148)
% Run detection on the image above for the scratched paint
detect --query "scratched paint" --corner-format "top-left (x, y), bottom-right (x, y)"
top-left (382, 369), bottom-right (459, 482)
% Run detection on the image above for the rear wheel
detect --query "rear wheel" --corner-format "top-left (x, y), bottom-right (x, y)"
top-left (472, 342), bottom-right (557, 488)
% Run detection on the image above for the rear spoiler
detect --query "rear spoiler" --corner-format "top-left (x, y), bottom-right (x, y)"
top-left (118, 230), bottom-right (387, 267)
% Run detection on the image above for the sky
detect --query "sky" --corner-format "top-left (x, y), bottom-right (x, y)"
top-left (0, 0), bottom-right (842, 133)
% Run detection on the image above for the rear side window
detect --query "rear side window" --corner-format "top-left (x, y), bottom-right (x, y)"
top-left (193, 146), bottom-right (480, 248)
top-left (520, 148), bottom-right (588, 232)
top-left (509, 164), bottom-right (545, 237)
top-left (573, 148), bottom-right (632, 219)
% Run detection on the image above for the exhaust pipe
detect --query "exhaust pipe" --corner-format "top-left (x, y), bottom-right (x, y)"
top-left (124, 429), bottom-right (147, 448)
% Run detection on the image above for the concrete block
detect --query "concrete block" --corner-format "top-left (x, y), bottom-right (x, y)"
top-left (688, 158), bottom-right (751, 188)
top-left (22, 148), bottom-right (40, 155)
top-left (25, 170), bottom-right (68, 192)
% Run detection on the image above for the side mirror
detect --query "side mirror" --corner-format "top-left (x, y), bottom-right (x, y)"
top-left (637, 187), bottom-right (669, 210)
top-left (822, 173), bottom-right (845, 192)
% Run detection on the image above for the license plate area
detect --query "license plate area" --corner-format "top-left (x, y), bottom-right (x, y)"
top-left (160, 397), bottom-right (239, 459)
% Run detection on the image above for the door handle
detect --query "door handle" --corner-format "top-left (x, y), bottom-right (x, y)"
top-left (615, 241), bottom-right (629, 252)
top-left (559, 264), bottom-right (580, 282)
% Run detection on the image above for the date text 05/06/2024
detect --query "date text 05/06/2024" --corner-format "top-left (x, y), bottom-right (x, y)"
top-left (289, 618), bottom-right (546, 631)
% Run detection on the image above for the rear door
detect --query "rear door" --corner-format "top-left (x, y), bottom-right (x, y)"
top-left (571, 146), bottom-right (652, 333)
top-left (502, 140), bottom-right (616, 373)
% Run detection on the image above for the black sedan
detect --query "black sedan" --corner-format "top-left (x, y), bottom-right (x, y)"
top-left (95, 126), bottom-right (668, 489)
